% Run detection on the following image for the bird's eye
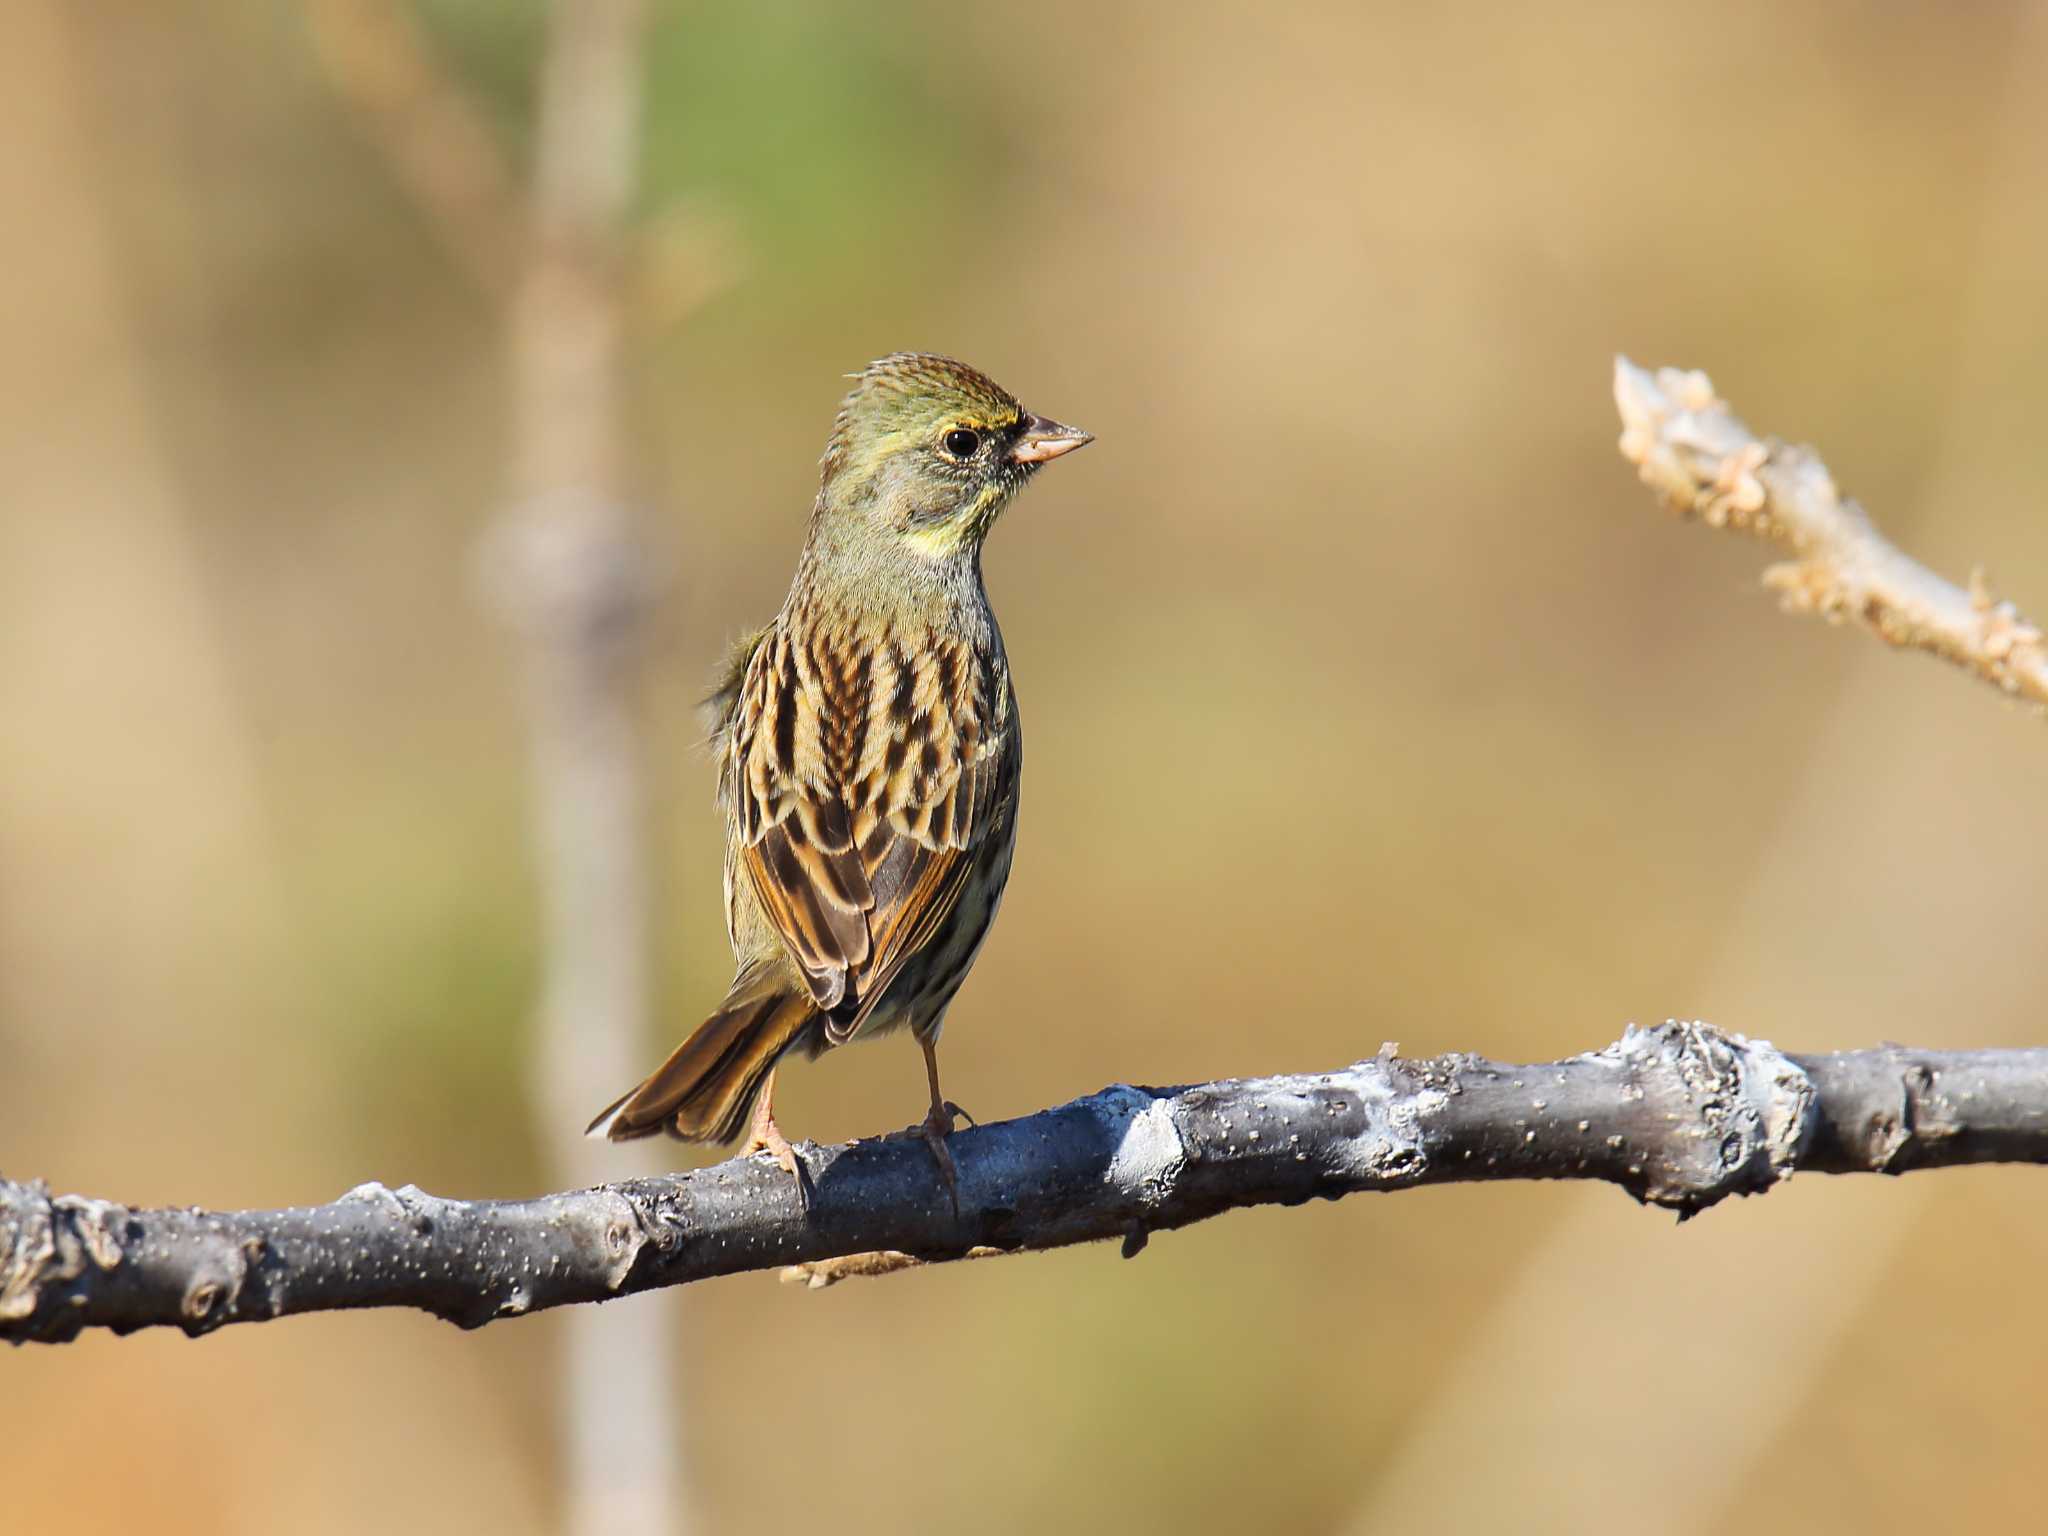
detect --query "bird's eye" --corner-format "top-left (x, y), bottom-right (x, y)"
top-left (942, 427), bottom-right (982, 460)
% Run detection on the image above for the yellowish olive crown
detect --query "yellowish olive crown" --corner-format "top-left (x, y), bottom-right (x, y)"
top-left (819, 353), bottom-right (1024, 484)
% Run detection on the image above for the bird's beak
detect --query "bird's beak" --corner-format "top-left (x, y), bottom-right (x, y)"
top-left (1009, 413), bottom-right (1094, 464)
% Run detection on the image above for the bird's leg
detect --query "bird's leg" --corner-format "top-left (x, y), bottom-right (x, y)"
top-left (919, 1033), bottom-right (976, 1128)
top-left (742, 1069), bottom-right (813, 1214)
top-left (917, 1035), bottom-right (969, 1211)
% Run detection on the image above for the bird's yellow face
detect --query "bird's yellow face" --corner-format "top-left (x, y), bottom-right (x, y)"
top-left (818, 353), bottom-right (1092, 562)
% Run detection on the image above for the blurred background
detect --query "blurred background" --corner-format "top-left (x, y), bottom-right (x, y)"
top-left (6, 2), bottom-right (2048, 1532)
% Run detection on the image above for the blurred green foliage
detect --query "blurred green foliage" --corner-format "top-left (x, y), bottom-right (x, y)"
top-left (419, 0), bottom-right (1005, 307)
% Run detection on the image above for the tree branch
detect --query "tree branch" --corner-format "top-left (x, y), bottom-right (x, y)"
top-left (7, 1022), bottom-right (2045, 1342)
top-left (303, 0), bottom-right (525, 300)
top-left (1614, 358), bottom-right (2048, 712)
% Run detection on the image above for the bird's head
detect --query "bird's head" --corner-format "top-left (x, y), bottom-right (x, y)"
top-left (813, 353), bottom-right (1092, 563)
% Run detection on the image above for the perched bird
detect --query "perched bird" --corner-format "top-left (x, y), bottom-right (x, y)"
top-left (588, 353), bottom-right (1092, 1204)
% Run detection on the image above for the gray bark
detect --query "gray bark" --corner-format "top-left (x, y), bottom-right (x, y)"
top-left (6, 1022), bottom-right (2044, 1344)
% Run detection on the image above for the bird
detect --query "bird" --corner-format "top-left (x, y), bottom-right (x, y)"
top-left (587, 352), bottom-right (1092, 1208)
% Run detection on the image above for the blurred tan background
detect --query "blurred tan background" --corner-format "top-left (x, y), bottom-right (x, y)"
top-left (6, 2), bottom-right (2047, 1532)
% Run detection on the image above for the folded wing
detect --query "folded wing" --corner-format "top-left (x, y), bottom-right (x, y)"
top-left (722, 621), bottom-right (1009, 1039)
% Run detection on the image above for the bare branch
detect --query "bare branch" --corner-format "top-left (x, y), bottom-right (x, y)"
top-left (304, 0), bottom-right (525, 299)
top-left (8, 1023), bottom-right (2045, 1343)
top-left (1614, 358), bottom-right (2048, 712)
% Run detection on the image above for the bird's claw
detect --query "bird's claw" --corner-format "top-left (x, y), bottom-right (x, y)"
top-left (892, 1102), bottom-right (970, 1214)
top-left (744, 1116), bottom-right (815, 1215)
top-left (919, 1107), bottom-right (962, 1216)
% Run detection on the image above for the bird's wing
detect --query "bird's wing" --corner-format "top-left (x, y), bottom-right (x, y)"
top-left (724, 621), bottom-right (1010, 1038)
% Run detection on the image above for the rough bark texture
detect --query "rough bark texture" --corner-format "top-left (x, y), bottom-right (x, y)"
top-left (1614, 358), bottom-right (2048, 711)
top-left (7, 1022), bottom-right (2044, 1342)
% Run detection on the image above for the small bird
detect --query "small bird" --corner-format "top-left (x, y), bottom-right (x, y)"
top-left (588, 353), bottom-right (1092, 1204)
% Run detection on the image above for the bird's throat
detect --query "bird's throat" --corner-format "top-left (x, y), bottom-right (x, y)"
top-left (793, 521), bottom-right (991, 635)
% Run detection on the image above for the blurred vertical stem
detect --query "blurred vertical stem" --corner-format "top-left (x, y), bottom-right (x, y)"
top-left (501, 0), bottom-right (684, 1532)
top-left (309, 0), bottom-right (684, 1521)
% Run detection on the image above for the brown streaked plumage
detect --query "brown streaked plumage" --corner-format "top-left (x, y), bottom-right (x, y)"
top-left (587, 353), bottom-right (1092, 1203)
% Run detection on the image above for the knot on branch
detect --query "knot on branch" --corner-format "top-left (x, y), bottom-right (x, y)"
top-left (1100, 1085), bottom-right (1190, 1211)
top-left (338, 1181), bottom-right (654, 1327)
top-left (1604, 1021), bottom-right (1813, 1215)
top-left (1615, 363), bottom-right (1784, 538)
top-left (1, 1181), bottom-right (135, 1342)
top-left (1159, 1048), bottom-right (1442, 1204)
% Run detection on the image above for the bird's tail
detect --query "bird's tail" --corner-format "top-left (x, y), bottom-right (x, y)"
top-left (586, 964), bottom-right (816, 1145)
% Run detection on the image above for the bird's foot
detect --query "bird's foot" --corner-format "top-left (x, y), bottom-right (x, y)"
top-left (744, 1097), bottom-right (815, 1215)
top-left (902, 1100), bottom-right (972, 1215)
top-left (908, 1036), bottom-right (971, 1214)
top-left (891, 1097), bottom-right (974, 1139)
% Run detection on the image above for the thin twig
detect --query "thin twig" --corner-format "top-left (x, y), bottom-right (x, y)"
top-left (7, 1022), bottom-right (2045, 1341)
top-left (303, 0), bottom-right (524, 299)
top-left (1614, 358), bottom-right (2048, 711)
